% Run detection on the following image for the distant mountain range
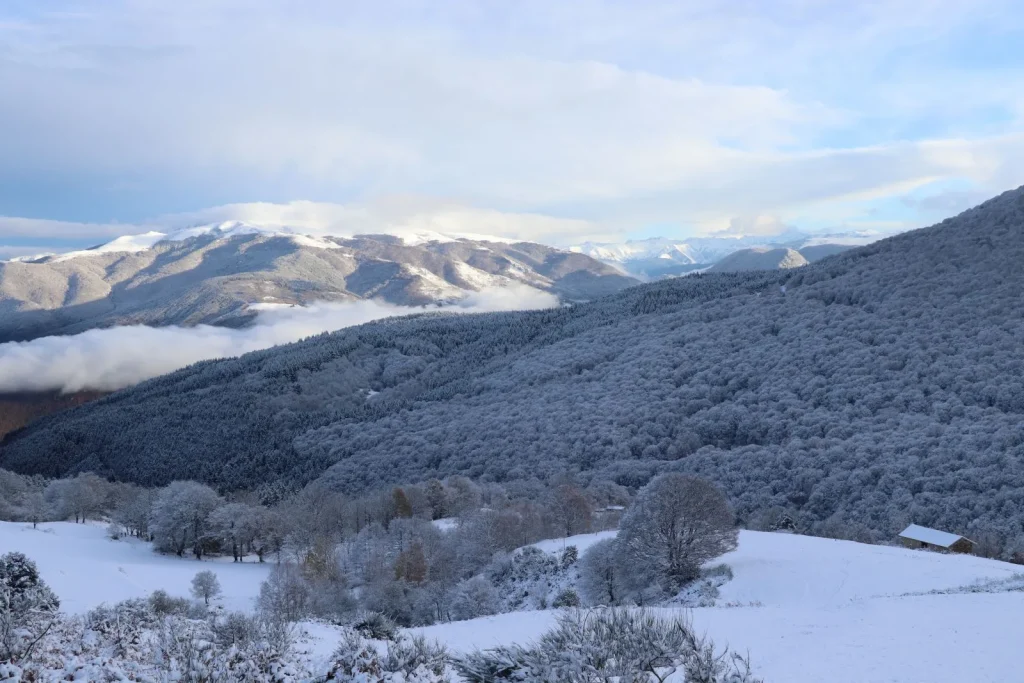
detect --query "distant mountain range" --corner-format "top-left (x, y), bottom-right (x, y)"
top-left (0, 222), bottom-right (637, 342)
top-left (570, 231), bottom-right (882, 279)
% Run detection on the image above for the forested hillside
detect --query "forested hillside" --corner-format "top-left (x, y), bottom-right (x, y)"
top-left (3, 187), bottom-right (1024, 540)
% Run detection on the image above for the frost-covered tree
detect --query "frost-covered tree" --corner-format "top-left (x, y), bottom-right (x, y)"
top-left (149, 481), bottom-right (223, 558)
top-left (578, 538), bottom-right (623, 606)
top-left (190, 570), bottom-right (222, 606)
top-left (44, 473), bottom-right (106, 523)
top-left (449, 576), bottom-right (499, 621)
top-left (0, 552), bottom-right (60, 663)
top-left (257, 563), bottom-right (311, 623)
top-left (113, 485), bottom-right (156, 539)
top-left (618, 474), bottom-right (737, 595)
top-left (208, 502), bottom-right (259, 562)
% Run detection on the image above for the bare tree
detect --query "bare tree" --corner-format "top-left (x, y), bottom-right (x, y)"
top-left (190, 570), bottom-right (222, 606)
top-left (258, 563), bottom-right (311, 623)
top-left (617, 474), bottom-right (737, 595)
top-left (549, 484), bottom-right (593, 537)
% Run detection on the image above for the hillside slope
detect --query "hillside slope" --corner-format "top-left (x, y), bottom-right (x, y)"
top-left (0, 224), bottom-right (636, 342)
top-left (413, 531), bottom-right (1024, 683)
top-left (3, 187), bottom-right (1024, 537)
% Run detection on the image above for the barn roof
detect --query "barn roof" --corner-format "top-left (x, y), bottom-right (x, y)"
top-left (898, 524), bottom-right (970, 548)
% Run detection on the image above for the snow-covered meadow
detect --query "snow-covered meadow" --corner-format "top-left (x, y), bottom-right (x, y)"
top-left (0, 521), bottom-right (271, 613)
top-left (414, 530), bottom-right (1024, 683)
top-left (3, 521), bottom-right (1022, 682)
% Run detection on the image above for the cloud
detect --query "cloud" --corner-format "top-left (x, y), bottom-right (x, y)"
top-left (154, 200), bottom-right (600, 245)
top-left (0, 285), bottom-right (559, 394)
top-left (1, 1), bottom-right (1024, 241)
top-left (0, 217), bottom-right (147, 240)
top-left (0, 200), bottom-right (602, 249)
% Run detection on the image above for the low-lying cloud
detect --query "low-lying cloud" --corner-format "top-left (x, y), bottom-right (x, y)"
top-left (0, 285), bottom-right (558, 394)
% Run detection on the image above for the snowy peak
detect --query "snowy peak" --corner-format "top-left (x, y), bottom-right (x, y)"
top-left (571, 238), bottom-right (699, 265)
top-left (572, 231), bottom-right (878, 279)
top-left (0, 228), bottom-right (638, 342)
top-left (10, 221), bottom-right (527, 266)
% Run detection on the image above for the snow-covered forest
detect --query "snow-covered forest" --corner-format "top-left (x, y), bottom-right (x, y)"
top-left (4, 187), bottom-right (1024, 547)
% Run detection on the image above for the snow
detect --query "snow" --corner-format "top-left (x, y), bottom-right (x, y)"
top-left (452, 261), bottom-right (509, 289)
top-left (530, 530), bottom-right (617, 555)
top-left (897, 523), bottom-right (965, 548)
top-left (6, 520), bottom-right (1022, 682)
top-left (49, 232), bottom-right (167, 262)
top-left (431, 518), bottom-right (459, 532)
top-left (16, 221), bottom-right (515, 264)
top-left (0, 521), bottom-right (272, 614)
top-left (412, 531), bottom-right (1024, 683)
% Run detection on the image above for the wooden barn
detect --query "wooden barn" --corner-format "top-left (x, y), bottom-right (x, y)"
top-left (898, 524), bottom-right (975, 554)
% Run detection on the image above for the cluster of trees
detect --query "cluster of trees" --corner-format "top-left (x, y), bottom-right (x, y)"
top-left (4, 187), bottom-right (1024, 548)
top-left (1, 471), bottom-right (756, 681)
top-left (0, 467), bottom-right (634, 624)
top-left (2, 553), bottom-right (760, 682)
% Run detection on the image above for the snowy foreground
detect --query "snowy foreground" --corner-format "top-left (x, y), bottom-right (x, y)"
top-left (3, 522), bottom-right (1023, 682)
top-left (416, 530), bottom-right (1024, 683)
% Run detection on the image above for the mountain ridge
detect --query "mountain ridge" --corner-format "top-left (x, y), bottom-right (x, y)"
top-left (0, 225), bottom-right (637, 342)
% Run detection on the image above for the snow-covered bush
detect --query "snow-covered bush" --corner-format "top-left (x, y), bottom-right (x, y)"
top-left (351, 610), bottom-right (400, 640)
top-left (484, 546), bottom-right (578, 612)
top-left (455, 608), bottom-right (762, 683)
top-left (148, 588), bottom-right (193, 616)
top-left (552, 588), bottom-right (580, 608)
top-left (84, 598), bottom-right (155, 656)
top-left (0, 552), bottom-right (60, 663)
top-left (8, 596), bottom-right (304, 682)
top-left (325, 630), bottom-right (453, 682)
top-left (449, 576), bottom-right (499, 621)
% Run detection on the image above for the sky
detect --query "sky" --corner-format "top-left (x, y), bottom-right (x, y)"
top-left (3, 0), bottom-right (1024, 257)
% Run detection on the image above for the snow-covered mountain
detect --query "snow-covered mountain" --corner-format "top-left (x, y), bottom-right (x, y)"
top-left (0, 222), bottom-right (637, 342)
top-left (572, 230), bottom-right (884, 279)
top-left (708, 246), bottom-right (809, 272)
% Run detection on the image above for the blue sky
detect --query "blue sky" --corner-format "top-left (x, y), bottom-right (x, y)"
top-left (2, 0), bottom-right (1024, 255)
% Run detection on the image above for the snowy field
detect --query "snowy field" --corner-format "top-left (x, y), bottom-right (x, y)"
top-left (3, 522), bottom-right (1023, 682)
top-left (413, 530), bottom-right (1024, 683)
top-left (0, 521), bottom-right (271, 613)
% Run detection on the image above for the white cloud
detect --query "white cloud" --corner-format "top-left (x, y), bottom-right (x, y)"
top-left (0, 284), bottom-right (559, 393)
top-left (1, 1), bottom-right (1024, 240)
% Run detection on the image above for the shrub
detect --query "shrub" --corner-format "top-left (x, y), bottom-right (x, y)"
top-left (0, 552), bottom-right (61, 663)
top-left (455, 608), bottom-right (761, 683)
top-left (450, 576), bottom-right (499, 621)
top-left (351, 611), bottom-right (399, 641)
top-left (148, 589), bottom-right (192, 616)
top-left (552, 588), bottom-right (580, 608)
